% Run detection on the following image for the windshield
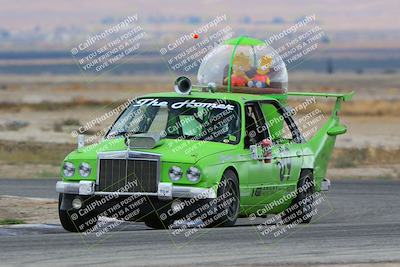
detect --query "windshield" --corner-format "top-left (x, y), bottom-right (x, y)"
top-left (107, 97), bottom-right (241, 144)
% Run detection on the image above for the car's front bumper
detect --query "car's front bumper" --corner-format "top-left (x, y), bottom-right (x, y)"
top-left (56, 181), bottom-right (217, 200)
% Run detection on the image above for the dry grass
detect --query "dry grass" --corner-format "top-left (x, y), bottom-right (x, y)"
top-left (0, 218), bottom-right (26, 225)
top-left (0, 140), bottom-right (74, 165)
top-left (329, 148), bottom-right (400, 180)
top-left (0, 195), bottom-right (58, 224)
top-left (0, 99), bottom-right (114, 112)
top-left (331, 147), bottom-right (400, 166)
top-left (288, 99), bottom-right (400, 116)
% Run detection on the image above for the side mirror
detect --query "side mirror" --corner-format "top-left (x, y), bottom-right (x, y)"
top-left (327, 124), bottom-right (347, 136)
top-left (249, 145), bottom-right (261, 160)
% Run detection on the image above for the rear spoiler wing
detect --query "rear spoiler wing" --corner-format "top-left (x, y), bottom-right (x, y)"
top-left (287, 91), bottom-right (354, 102)
top-left (287, 91), bottom-right (354, 116)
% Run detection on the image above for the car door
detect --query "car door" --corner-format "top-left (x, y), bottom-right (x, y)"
top-left (239, 101), bottom-right (283, 209)
top-left (259, 101), bottom-right (304, 194)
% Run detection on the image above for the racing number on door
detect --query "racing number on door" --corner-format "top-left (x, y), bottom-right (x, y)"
top-left (277, 146), bottom-right (291, 181)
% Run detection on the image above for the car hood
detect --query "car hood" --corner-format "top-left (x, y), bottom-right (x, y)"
top-left (67, 137), bottom-right (237, 164)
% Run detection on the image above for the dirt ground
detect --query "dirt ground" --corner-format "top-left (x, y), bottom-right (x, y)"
top-left (0, 195), bottom-right (58, 224)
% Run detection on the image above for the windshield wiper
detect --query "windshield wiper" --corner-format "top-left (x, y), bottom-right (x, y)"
top-left (107, 131), bottom-right (127, 138)
top-left (108, 130), bottom-right (147, 138)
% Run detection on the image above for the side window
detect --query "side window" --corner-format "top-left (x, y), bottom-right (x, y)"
top-left (244, 103), bottom-right (267, 147)
top-left (260, 103), bottom-right (298, 143)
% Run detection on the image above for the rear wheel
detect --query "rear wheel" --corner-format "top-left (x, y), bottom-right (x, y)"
top-left (282, 170), bottom-right (315, 224)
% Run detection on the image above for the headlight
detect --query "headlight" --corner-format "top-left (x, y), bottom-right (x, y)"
top-left (169, 166), bottom-right (183, 181)
top-left (187, 166), bottom-right (201, 182)
top-left (78, 162), bottom-right (91, 177)
top-left (63, 162), bottom-right (75, 177)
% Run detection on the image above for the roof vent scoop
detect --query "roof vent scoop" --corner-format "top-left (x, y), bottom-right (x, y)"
top-left (126, 133), bottom-right (161, 149)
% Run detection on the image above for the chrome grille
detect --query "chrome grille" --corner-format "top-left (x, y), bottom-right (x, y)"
top-left (96, 151), bottom-right (160, 193)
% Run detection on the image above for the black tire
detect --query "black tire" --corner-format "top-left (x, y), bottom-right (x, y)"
top-left (211, 169), bottom-right (240, 227)
top-left (58, 194), bottom-right (98, 233)
top-left (59, 209), bottom-right (80, 233)
top-left (282, 170), bottom-right (315, 224)
top-left (144, 214), bottom-right (173, 229)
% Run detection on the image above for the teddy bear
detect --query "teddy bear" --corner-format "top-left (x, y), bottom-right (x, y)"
top-left (248, 55), bottom-right (273, 88)
top-left (224, 52), bottom-right (251, 87)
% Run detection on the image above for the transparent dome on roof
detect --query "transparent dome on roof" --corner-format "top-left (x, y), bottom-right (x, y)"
top-left (197, 37), bottom-right (288, 93)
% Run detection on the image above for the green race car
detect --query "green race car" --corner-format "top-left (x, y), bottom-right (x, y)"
top-left (56, 37), bottom-right (353, 232)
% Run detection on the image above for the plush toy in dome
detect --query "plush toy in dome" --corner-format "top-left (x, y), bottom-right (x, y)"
top-left (248, 55), bottom-right (273, 88)
top-left (224, 52), bottom-right (251, 87)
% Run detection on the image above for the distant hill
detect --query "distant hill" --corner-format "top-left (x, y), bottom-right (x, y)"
top-left (0, 0), bottom-right (399, 50)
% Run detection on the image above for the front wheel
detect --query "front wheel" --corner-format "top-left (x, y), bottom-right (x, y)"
top-left (144, 214), bottom-right (174, 229)
top-left (58, 194), bottom-right (98, 233)
top-left (211, 169), bottom-right (240, 227)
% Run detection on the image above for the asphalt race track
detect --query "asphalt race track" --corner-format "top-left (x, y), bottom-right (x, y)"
top-left (0, 179), bottom-right (399, 266)
top-left (0, 178), bottom-right (58, 199)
